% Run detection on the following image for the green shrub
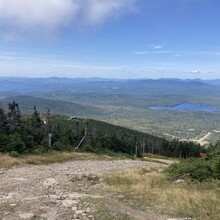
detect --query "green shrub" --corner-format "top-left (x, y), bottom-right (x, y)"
top-left (10, 151), bottom-right (20, 158)
top-left (7, 135), bottom-right (25, 154)
top-left (211, 157), bottom-right (220, 178)
top-left (166, 158), bottom-right (213, 181)
top-left (32, 147), bottom-right (45, 155)
top-left (83, 144), bottom-right (96, 153)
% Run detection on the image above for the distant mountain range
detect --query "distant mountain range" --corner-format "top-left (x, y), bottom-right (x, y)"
top-left (0, 77), bottom-right (220, 96)
top-left (1, 77), bottom-right (220, 116)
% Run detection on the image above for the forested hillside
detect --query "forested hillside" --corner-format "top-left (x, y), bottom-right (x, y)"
top-left (1, 95), bottom-right (108, 117)
top-left (0, 101), bottom-right (204, 158)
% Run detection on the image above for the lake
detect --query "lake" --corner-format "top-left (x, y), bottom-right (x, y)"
top-left (149, 103), bottom-right (220, 111)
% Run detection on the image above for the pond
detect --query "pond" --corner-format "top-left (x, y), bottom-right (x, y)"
top-left (149, 103), bottom-right (220, 111)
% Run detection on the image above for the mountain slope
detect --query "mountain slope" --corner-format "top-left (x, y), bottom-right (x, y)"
top-left (0, 95), bottom-right (109, 117)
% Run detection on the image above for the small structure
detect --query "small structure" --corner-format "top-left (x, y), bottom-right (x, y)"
top-left (199, 153), bottom-right (206, 158)
top-left (68, 116), bottom-right (78, 120)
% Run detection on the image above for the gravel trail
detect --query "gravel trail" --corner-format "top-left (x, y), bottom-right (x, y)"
top-left (0, 159), bottom-right (169, 220)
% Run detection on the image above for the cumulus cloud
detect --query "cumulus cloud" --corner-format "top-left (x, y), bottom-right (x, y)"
top-left (0, 0), bottom-right (137, 39)
top-left (84, 0), bottom-right (137, 24)
top-left (150, 44), bottom-right (164, 49)
top-left (0, 0), bottom-right (77, 30)
top-left (191, 70), bottom-right (200, 74)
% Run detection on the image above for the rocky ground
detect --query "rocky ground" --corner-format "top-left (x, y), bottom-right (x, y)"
top-left (0, 159), bottom-right (173, 220)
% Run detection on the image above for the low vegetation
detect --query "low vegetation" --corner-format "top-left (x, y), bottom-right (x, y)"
top-left (106, 168), bottom-right (220, 220)
top-left (0, 153), bottom-right (23, 168)
top-left (166, 156), bottom-right (220, 181)
top-left (166, 142), bottom-right (220, 181)
top-left (82, 197), bottom-right (132, 220)
top-left (143, 153), bottom-right (170, 159)
top-left (71, 173), bottom-right (100, 184)
top-left (106, 145), bottom-right (220, 219)
top-left (0, 151), bottom-right (116, 168)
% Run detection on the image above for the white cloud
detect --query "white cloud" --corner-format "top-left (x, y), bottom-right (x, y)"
top-left (150, 44), bottom-right (164, 49)
top-left (51, 63), bottom-right (127, 70)
top-left (191, 70), bottom-right (200, 74)
top-left (135, 50), bottom-right (171, 55)
top-left (134, 51), bottom-right (148, 55)
top-left (0, 0), bottom-right (77, 30)
top-left (135, 49), bottom-right (220, 57)
top-left (81, 0), bottom-right (137, 25)
top-left (0, 0), bottom-right (137, 39)
top-left (174, 54), bottom-right (182, 57)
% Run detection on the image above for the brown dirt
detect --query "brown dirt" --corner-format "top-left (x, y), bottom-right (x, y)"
top-left (0, 159), bottom-right (171, 220)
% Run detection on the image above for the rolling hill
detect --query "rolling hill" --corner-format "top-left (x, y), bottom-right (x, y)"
top-left (0, 95), bottom-right (109, 117)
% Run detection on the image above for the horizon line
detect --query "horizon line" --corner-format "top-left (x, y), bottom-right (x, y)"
top-left (0, 76), bottom-right (220, 81)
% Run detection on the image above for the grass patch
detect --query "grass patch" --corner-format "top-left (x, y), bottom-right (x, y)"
top-left (83, 174), bottom-right (100, 182)
top-left (71, 174), bottom-right (100, 184)
top-left (23, 151), bottom-right (98, 165)
top-left (83, 197), bottom-right (132, 220)
top-left (143, 153), bottom-right (170, 160)
top-left (142, 153), bottom-right (176, 165)
top-left (106, 168), bottom-right (220, 220)
top-left (0, 203), bottom-right (15, 215)
top-left (0, 151), bottom-right (132, 169)
top-left (0, 153), bottom-right (23, 168)
top-left (141, 157), bottom-right (169, 165)
top-left (0, 151), bottom-right (100, 168)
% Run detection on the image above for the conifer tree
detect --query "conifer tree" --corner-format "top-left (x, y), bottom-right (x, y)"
top-left (5, 101), bottom-right (21, 134)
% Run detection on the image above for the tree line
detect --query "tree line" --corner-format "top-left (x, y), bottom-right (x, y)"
top-left (0, 101), bottom-right (205, 157)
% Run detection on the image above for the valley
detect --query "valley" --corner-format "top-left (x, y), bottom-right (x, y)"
top-left (1, 77), bottom-right (220, 146)
top-left (1, 2), bottom-right (220, 219)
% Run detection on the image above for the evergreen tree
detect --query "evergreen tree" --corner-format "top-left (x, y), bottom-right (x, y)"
top-left (0, 105), bottom-right (7, 133)
top-left (5, 101), bottom-right (22, 134)
top-left (31, 106), bottom-right (42, 128)
top-left (29, 106), bottom-right (45, 145)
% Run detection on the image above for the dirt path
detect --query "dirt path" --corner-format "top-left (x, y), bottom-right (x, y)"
top-left (197, 132), bottom-right (212, 145)
top-left (0, 159), bottom-right (170, 220)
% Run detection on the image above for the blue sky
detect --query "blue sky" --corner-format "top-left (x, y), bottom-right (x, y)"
top-left (0, 0), bottom-right (220, 79)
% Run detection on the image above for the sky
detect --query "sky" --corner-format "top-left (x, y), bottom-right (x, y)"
top-left (0, 0), bottom-right (220, 79)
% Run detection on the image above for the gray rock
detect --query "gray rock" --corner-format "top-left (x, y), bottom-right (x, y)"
top-left (43, 178), bottom-right (58, 187)
top-left (175, 179), bottom-right (185, 184)
top-left (75, 210), bottom-right (84, 215)
top-left (18, 213), bottom-right (35, 219)
top-left (85, 208), bottom-right (91, 213)
top-left (72, 206), bottom-right (78, 211)
top-left (62, 199), bottom-right (78, 207)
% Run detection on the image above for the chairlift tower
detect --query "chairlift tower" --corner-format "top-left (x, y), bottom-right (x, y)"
top-left (48, 133), bottom-right (52, 147)
top-left (75, 129), bottom-right (87, 150)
